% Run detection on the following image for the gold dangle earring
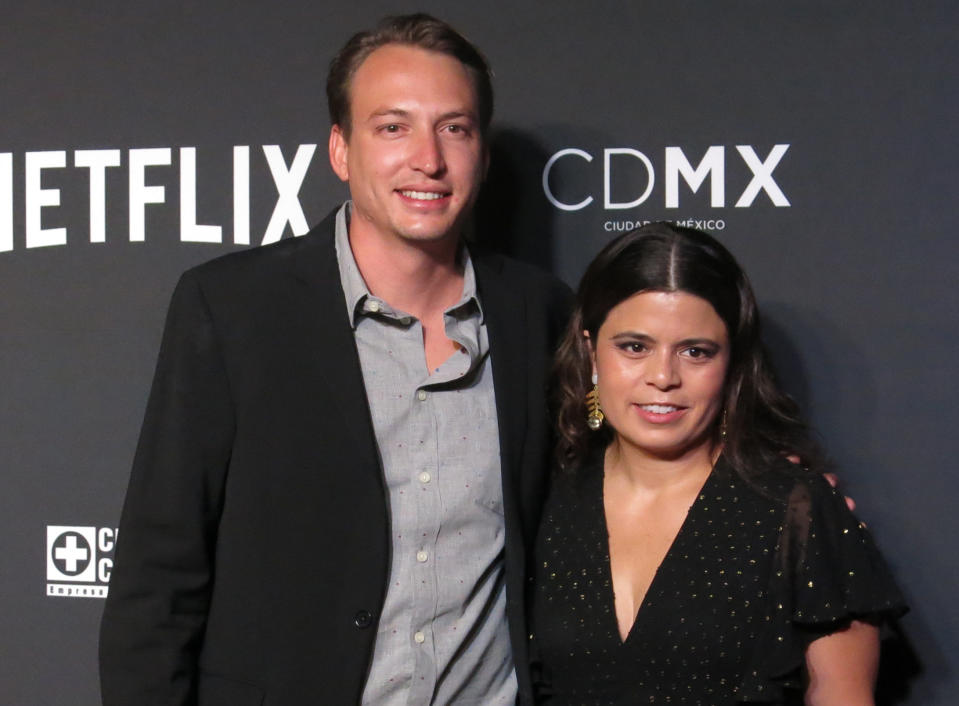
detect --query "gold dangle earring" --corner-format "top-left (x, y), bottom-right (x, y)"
top-left (586, 372), bottom-right (604, 431)
top-left (720, 409), bottom-right (728, 440)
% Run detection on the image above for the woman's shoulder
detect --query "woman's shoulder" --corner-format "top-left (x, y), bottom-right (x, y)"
top-left (767, 464), bottom-right (907, 625)
top-left (712, 454), bottom-right (821, 507)
top-left (727, 456), bottom-right (836, 507)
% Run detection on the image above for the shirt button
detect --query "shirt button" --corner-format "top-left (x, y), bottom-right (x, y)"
top-left (417, 390), bottom-right (428, 401)
top-left (400, 316), bottom-right (412, 325)
top-left (353, 610), bottom-right (373, 628)
top-left (416, 550), bottom-right (428, 563)
top-left (413, 631), bottom-right (426, 644)
top-left (367, 300), bottom-right (380, 313)
top-left (418, 471), bottom-right (431, 484)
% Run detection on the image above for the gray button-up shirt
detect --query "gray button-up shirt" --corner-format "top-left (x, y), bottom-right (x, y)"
top-left (334, 204), bottom-right (516, 705)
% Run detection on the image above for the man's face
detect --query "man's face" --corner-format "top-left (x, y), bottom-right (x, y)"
top-left (329, 43), bottom-right (488, 246)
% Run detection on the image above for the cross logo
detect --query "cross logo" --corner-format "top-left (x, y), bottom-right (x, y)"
top-left (46, 526), bottom-right (97, 583)
top-left (52, 532), bottom-right (91, 576)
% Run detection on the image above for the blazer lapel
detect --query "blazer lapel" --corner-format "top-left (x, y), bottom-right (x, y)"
top-left (285, 213), bottom-right (381, 471)
top-left (473, 253), bottom-right (529, 499)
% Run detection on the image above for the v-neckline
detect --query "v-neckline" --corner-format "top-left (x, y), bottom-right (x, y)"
top-left (599, 465), bottom-right (717, 646)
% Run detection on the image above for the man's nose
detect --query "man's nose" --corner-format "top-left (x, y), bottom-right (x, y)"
top-left (409, 131), bottom-right (446, 176)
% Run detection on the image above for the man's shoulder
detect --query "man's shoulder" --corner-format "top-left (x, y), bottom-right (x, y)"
top-left (182, 209), bottom-right (338, 288)
top-left (470, 247), bottom-right (573, 306)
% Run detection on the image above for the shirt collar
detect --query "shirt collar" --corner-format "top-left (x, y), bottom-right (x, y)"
top-left (333, 201), bottom-right (485, 329)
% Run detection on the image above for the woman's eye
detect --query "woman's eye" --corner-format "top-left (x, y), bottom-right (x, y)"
top-left (683, 347), bottom-right (714, 359)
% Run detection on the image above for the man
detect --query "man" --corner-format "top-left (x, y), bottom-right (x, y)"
top-left (99, 14), bottom-right (571, 706)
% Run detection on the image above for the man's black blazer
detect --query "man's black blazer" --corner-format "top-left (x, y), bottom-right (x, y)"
top-left (99, 210), bottom-right (572, 706)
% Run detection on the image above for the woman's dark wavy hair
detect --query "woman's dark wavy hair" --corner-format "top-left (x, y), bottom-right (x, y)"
top-left (554, 222), bottom-right (823, 480)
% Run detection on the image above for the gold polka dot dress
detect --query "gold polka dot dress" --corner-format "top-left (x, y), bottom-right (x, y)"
top-left (529, 456), bottom-right (906, 705)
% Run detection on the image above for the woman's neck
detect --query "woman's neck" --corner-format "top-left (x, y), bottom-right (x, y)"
top-left (604, 437), bottom-right (719, 494)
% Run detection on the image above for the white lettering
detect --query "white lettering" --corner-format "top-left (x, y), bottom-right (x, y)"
top-left (46, 583), bottom-right (108, 598)
top-left (129, 148), bottom-right (172, 242)
top-left (179, 147), bottom-right (222, 243)
top-left (604, 148), bottom-right (654, 209)
top-left (233, 146), bottom-right (250, 245)
top-left (543, 144), bottom-right (790, 214)
top-left (75, 149), bottom-right (121, 243)
top-left (735, 144), bottom-right (790, 207)
top-left (25, 151), bottom-right (67, 248)
top-left (675, 218), bottom-right (726, 231)
top-left (98, 557), bottom-right (113, 583)
top-left (262, 144), bottom-right (315, 244)
top-left (604, 219), bottom-right (651, 232)
top-left (542, 148), bottom-right (594, 211)
top-left (0, 153), bottom-right (11, 252)
top-left (97, 527), bottom-right (116, 552)
top-left (665, 146), bottom-right (725, 208)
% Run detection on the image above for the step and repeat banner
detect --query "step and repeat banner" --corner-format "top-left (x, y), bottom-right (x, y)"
top-left (1, 2), bottom-right (955, 704)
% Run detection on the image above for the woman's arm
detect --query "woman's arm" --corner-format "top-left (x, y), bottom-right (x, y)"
top-left (804, 619), bottom-right (879, 706)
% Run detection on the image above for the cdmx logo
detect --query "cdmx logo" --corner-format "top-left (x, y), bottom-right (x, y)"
top-left (46, 525), bottom-right (117, 598)
top-left (542, 144), bottom-right (791, 211)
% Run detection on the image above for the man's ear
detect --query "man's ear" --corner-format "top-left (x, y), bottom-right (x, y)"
top-left (328, 125), bottom-right (350, 183)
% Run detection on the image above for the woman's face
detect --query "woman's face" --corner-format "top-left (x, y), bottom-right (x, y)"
top-left (589, 290), bottom-right (730, 462)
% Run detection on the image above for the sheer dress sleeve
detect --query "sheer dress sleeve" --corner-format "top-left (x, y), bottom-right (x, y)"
top-left (738, 474), bottom-right (907, 703)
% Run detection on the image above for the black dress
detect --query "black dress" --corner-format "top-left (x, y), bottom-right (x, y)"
top-left (529, 455), bottom-right (906, 705)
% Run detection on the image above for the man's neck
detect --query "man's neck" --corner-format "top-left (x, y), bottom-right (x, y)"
top-left (348, 221), bottom-right (466, 322)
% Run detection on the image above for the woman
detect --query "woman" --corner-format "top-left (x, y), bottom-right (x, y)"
top-left (530, 223), bottom-right (905, 705)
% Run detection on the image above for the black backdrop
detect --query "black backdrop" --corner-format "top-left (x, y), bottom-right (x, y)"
top-left (1, 2), bottom-right (955, 704)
